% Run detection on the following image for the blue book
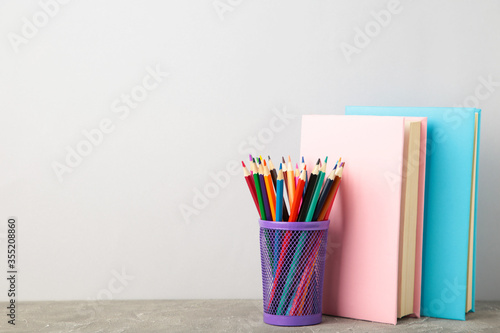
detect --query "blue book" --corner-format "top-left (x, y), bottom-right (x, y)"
top-left (346, 106), bottom-right (481, 320)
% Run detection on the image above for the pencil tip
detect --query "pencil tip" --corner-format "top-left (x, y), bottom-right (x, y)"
top-left (341, 162), bottom-right (345, 167)
top-left (282, 156), bottom-right (286, 163)
top-left (279, 163), bottom-right (282, 170)
top-left (263, 159), bottom-right (267, 166)
top-left (316, 158), bottom-right (320, 164)
top-left (268, 155), bottom-right (271, 160)
top-left (252, 157), bottom-right (255, 163)
top-left (242, 161), bottom-right (245, 167)
top-left (302, 156), bottom-right (305, 163)
top-left (288, 155), bottom-right (292, 162)
top-left (325, 156), bottom-right (328, 163)
top-left (339, 157), bottom-right (342, 163)
top-left (296, 163), bottom-right (299, 169)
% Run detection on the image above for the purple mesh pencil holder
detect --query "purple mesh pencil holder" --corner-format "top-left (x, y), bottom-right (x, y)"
top-left (259, 219), bottom-right (330, 326)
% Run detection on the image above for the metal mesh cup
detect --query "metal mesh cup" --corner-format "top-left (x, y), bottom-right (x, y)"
top-left (259, 219), bottom-right (330, 326)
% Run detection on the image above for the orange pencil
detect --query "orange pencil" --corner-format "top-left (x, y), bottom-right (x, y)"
top-left (263, 160), bottom-right (276, 221)
top-left (288, 166), bottom-right (306, 222)
top-left (318, 162), bottom-right (344, 221)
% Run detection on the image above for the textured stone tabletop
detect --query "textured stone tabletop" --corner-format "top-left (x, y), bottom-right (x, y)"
top-left (1, 300), bottom-right (499, 332)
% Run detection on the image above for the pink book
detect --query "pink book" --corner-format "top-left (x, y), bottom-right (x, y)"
top-left (300, 115), bottom-right (427, 325)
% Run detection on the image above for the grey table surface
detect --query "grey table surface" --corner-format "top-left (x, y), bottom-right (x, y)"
top-left (1, 300), bottom-right (499, 332)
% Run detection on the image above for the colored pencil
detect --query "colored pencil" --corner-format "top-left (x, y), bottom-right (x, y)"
top-left (301, 156), bottom-right (308, 196)
top-left (242, 161), bottom-right (259, 214)
top-left (251, 159), bottom-right (266, 220)
top-left (249, 155), bottom-right (253, 175)
top-left (324, 162), bottom-right (344, 218)
top-left (281, 181), bottom-right (290, 221)
top-left (268, 156), bottom-right (278, 187)
top-left (243, 155), bottom-right (345, 316)
top-left (277, 160), bottom-right (322, 315)
top-left (282, 157), bottom-right (290, 205)
top-left (276, 159), bottom-right (320, 315)
top-left (260, 157), bottom-right (276, 268)
top-left (276, 217), bottom-right (310, 313)
top-left (263, 160), bottom-right (276, 221)
top-left (267, 229), bottom-right (289, 311)
top-left (312, 162), bottom-right (337, 221)
top-left (269, 156), bottom-right (289, 221)
top-left (295, 163), bottom-right (299, 186)
top-left (250, 156), bottom-right (257, 171)
top-left (287, 156), bottom-right (295, 208)
top-left (305, 157), bottom-right (327, 222)
top-left (318, 162), bottom-right (344, 221)
top-left (258, 159), bottom-right (272, 220)
top-left (276, 165), bottom-right (284, 222)
top-left (244, 157), bottom-right (344, 222)
top-left (273, 164), bottom-right (284, 274)
top-left (297, 159), bottom-right (320, 222)
top-left (296, 163), bottom-right (343, 314)
top-left (267, 167), bottom-right (305, 312)
top-left (277, 160), bottom-right (320, 315)
top-left (290, 230), bottom-right (323, 315)
top-left (288, 167), bottom-right (307, 222)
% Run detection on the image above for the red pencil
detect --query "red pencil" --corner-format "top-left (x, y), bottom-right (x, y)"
top-left (242, 161), bottom-right (259, 214)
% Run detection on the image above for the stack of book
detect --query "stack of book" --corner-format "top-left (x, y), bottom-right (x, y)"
top-left (300, 107), bottom-right (480, 324)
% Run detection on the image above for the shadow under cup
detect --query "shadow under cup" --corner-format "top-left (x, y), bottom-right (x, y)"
top-left (259, 219), bottom-right (330, 326)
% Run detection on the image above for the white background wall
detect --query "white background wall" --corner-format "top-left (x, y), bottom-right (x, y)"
top-left (0, 0), bottom-right (499, 302)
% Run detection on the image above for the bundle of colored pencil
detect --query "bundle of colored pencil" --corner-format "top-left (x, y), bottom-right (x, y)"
top-left (242, 155), bottom-right (345, 316)
top-left (242, 155), bottom-right (344, 222)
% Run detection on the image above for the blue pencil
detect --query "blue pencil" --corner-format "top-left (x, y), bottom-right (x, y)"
top-left (276, 164), bottom-right (284, 222)
top-left (273, 164), bottom-right (284, 274)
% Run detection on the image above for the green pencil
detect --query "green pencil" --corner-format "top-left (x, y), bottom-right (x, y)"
top-left (305, 157), bottom-right (328, 222)
top-left (251, 158), bottom-right (266, 220)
